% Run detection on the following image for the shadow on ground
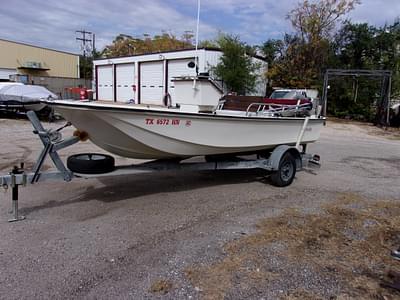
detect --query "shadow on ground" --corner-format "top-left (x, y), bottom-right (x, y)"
top-left (19, 169), bottom-right (272, 215)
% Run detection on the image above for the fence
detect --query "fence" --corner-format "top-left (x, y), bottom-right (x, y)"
top-left (11, 74), bottom-right (92, 99)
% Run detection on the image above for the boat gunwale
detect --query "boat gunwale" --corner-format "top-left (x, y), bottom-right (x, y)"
top-left (44, 100), bottom-right (326, 123)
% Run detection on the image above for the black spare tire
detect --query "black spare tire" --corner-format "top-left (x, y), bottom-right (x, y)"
top-left (67, 153), bottom-right (115, 174)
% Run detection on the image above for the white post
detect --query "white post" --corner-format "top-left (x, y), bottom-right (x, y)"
top-left (295, 117), bottom-right (310, 150)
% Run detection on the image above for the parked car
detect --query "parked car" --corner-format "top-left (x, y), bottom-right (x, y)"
top-left (269, 89), bottom-right (318, 100)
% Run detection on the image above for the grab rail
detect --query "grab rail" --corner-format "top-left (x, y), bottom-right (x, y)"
top-left (245, 101), bottom-right (312, 117)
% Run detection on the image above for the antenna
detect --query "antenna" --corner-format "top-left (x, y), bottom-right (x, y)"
top-left (193, 0), bottom-right (201, 88)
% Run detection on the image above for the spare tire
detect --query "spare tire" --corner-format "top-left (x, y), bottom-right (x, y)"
top-left (67, 153), bottom-right (115, 174)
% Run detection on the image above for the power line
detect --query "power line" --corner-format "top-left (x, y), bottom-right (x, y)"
top-left (76, 30), bottom-right (92, 57)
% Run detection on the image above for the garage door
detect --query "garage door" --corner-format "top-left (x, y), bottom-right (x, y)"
top-left (116, 64), bottom-right (135, 103)
top-left (97, 65), bottom-right (113, 101)
top-left (0, 68), bottom-right (16, 80)
top-left (167, 59), bottom-right (197, 104)
top-left (140, 61), bottom-right (164, 105)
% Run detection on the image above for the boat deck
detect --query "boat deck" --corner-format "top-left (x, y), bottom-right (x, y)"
top-left (51, 98), bottom-right (316, 119)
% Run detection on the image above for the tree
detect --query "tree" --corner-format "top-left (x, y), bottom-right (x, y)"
top-left (288, 0), bottom-right (361, 43)
top-left (198, 39), bottom-right (218, 48)
top-left (288, 0), bottom-right (360, 78)
top-left (261, 39), bottom-right (284, 65)
top-left (213, 34), bottom-right (260, 95)
top-left (335, 21), bottom-right (376, 69)
top-left (79, 49), bottom-right (101, 79)
top-left (101, 32), bottom-right (194, 57)
top-left (266, 0), bottom-right (360, 88)
top-left (328, 20), bottom-right (400, 120)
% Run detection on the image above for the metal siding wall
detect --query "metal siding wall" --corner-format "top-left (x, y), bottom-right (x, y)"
top-left (94, 50), bottom-right (226, 102)
top-left (0, 40), bottom-right (79, 78)
top-left (0, 68), bottom-right (16, 80)
top-left (204, 51), bottom-right (222, 76)
top-left (204, 50), bottom-right (267, 96)
top-left (167, 59), bottom-right (197, 104)
top-left (250, 58), bottom-right (268, 96)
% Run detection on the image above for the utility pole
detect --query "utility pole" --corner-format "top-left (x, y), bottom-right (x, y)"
top-left (76, 30), bottom-right (92, 57)
top-left (92, 33), bottom-right (96, 57)
top-left (76, 30), bottom-right (93, 79)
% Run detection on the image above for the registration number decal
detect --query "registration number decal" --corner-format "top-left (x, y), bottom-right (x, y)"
top-left (145, 118), bottom-right (191, 126)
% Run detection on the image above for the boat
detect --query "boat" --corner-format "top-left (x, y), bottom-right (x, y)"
top-left (44, 76), bottom-right (326, 159)
top-left (0, 82), bottom-right (57, 112)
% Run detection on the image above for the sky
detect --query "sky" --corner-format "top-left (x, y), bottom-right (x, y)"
top-left (0, 0), bottom-right (399, 54)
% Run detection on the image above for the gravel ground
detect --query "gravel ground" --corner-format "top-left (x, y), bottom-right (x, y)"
top-left (0, 116), bottom-right (399, 299)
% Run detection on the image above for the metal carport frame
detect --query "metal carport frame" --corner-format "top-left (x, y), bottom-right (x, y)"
top-left (321, 69), bottom-right (392, 125)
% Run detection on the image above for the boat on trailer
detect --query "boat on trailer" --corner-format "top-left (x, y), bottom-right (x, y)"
top-left (0, 76), bottom-right (325, 222)
top-left (0, 0), bottom-right (325, 222)
top-left (43, 76), bottom-right (325, 160)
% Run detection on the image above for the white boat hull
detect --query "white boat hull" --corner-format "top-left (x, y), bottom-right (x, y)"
top-left (50, 101), bottom-right (325, 159)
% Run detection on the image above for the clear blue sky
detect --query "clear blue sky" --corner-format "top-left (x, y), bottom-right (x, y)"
top-left (0, 0), bottom-right (399, 54)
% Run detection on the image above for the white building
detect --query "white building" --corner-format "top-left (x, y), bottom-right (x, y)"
top-left (93, 48), bottom-right (267, 105)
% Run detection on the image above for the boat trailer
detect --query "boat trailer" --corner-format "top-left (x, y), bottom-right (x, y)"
top-left (0, 111), bottom-right (320, 222)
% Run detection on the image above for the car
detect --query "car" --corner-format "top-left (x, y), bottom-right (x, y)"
top-left (269, 89), bottom-right (318, 100)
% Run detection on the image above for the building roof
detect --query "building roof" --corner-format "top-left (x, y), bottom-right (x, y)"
top-left (0, 38), bottom-right (80, 57)
top-left (95, 47), bottom-right (266, 62)
top-left (94, 47), bottom-right (221, 61)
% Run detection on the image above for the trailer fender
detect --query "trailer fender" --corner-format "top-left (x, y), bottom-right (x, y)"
top-left (268, 145), bottom-right (302, 171)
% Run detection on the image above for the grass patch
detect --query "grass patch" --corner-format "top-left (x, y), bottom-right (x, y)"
top-left (186, 193), bottom-right (400, 299)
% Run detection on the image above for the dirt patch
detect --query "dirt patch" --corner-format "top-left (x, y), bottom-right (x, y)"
top-left (185, 193), bottom-right (400, 299)
top-left (366, 126), bottom-right (400, 140)
top-left (150, 279), bottom-right (173, 295)
top-left (341, 156), bottom-right (400, 178)
top-left (328, 118), bottom-right (400, 140)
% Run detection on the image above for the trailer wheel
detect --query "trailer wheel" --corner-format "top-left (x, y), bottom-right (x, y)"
top-left (270, 152), bottom-right (296, 187)
top-left (67, 153), bottom-right (115, 174)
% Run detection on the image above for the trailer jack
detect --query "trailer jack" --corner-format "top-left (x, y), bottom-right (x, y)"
top-left (7, 164), bottom-right (26, 222)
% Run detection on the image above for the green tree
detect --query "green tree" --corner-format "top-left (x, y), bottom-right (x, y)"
top-left (267, 0), bottom-right (360, 88)
top-left (198, 39), bottom-right (218, 48)
top-left (213, 34), bottom-right (259, 95)
top-left (335, 22), bottom-right (376, 69)
top-left (261, 39), bottom-right (284, 65)
top-left (288, 0), bottom-right (360, 43)
top-left (101, 32), bottom-right (194, 57)
top-left (79, 49), bottom-right (101, 79)
top-left (328, 20), bottom-right (400, 120)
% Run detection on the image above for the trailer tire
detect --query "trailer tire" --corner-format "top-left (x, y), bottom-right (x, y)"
top-left (67, 153), bottom-right (115, 174)
top-left (270, 152), bottom-right (296, 187)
